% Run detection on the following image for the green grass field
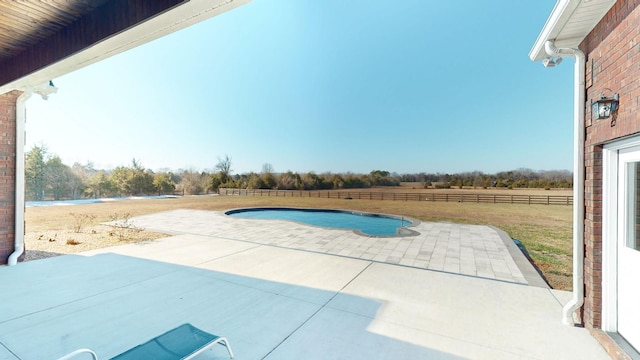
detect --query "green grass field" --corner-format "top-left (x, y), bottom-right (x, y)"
top-left (25, 190), bottom-right (573, 290)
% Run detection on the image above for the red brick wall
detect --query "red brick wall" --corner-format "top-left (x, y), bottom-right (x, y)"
top-left (0, 91), bottom-right (20, 264)
top-left (580, 0), bottom-right (640, 332)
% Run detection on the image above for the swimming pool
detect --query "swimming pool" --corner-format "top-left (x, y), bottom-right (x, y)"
top-left (225, 207), bottom-right (418, 237)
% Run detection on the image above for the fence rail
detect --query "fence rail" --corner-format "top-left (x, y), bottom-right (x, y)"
top-left (218, 188), bottom-right (573, 206)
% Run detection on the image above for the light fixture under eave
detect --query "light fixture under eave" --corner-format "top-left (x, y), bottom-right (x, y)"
top-left (542, 56), bottom-right (563, 67)
top-left (33, 80), bottom-right (58, 100)
top-left (591, 92), bottom-right (619, 120)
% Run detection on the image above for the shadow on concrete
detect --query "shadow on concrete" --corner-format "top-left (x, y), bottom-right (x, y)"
top-left (0, 253), bottom-right (464, 360)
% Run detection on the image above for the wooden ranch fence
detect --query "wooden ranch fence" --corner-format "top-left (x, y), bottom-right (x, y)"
top-left (218, 189), bottom-right (573, 206)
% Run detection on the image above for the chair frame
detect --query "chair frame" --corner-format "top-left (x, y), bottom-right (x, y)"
top-left (56, 348), bottom-right (98, 360)
top-left (56, 324), bottom-right (234, 360)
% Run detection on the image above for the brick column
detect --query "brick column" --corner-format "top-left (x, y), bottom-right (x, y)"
top-left (583, 143), bottom-right (603, 329)
top-left (0, 90), bottom-right (21, 264)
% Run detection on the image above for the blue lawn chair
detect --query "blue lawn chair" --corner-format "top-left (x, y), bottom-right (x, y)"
top-left (57, 323), bottom-right (234, 360)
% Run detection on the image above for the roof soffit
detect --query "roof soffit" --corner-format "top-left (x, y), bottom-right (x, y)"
top-left (529, 0), bottom-right (616, 61)
top-left (0, 0), bottom-right (251, 94)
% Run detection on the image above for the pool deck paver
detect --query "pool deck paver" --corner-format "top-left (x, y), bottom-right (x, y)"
top-left (125, 209), bottom-right (532, 285)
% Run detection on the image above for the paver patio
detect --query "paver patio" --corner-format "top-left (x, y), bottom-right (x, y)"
top-left (125, 209), bottom-right (535, 285)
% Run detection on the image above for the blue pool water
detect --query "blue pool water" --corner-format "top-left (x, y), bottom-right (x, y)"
top-left (226, 207), bottom-right (415, 236)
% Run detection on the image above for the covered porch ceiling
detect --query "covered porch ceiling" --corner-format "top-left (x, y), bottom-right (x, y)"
top-left (529, 0), bottom-right (616, 61)
top-left (0, 0), bottom-right (250, 94)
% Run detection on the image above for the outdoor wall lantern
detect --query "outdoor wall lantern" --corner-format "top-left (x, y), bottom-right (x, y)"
top-left (591, 91), bottom-right (619, 120)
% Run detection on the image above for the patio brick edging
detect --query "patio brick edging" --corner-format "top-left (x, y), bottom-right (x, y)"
top-left (489, 225), bottom-right (549, 289)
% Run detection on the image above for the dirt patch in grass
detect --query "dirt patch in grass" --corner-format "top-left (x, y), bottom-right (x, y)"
top-left (24, 224), bottom-right (167, 261)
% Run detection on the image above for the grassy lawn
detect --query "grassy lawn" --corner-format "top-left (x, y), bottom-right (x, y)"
top-left (25, 192), bottom-right (573, 290)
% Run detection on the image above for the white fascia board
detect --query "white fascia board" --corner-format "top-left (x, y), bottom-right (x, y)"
top-left (0, 0), bottom-right (251, 94)
top-left (529, 0), bottom-right (579, 61)
top-left (529, 0), bottom-right (616, 62)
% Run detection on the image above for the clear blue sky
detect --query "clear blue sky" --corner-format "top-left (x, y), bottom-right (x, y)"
top-left (25, 0), bottom-right (573, 175)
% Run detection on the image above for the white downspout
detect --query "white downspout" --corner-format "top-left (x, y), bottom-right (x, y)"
top-left (545, 40), bottom-right (586, 325)
top-left (7, 90), bottom-right (32, 266)
top-left (8, 82), bottom-right (56, 266)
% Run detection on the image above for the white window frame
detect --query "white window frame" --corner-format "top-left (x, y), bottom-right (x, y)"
top-left (602, 135), bottom-right (640, 332)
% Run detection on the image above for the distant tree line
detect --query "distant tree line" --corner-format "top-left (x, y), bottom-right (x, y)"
top-left (225, 169), bottom-right (400, 191)
top-left (24, 146), bottom-right (572, 201)
top-left (397, 169), bottom-right (573, 189)
top-left (25, 146), bottom-right (178, 201)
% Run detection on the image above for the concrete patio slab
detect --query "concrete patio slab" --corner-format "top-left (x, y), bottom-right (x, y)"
top-left (0, 253), bottom-right (345, 359)
top-left (328, 263), bottom-right (598, 359)
top-left (0, 210), bottom-right (610, 359)
top-left (0, 347), bottom-right (13, 360)
top-left (82, 234), bottom-right (260, 267)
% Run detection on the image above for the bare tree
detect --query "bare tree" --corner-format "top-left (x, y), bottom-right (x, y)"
top-left (261, 163), bottom-right (274, 174)
top-left (215, 155), bottom-right (232, 184)
top-left (70, 162), bottom-right (95, 199)
top-left (179, 170), bottom-right (209, 195)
